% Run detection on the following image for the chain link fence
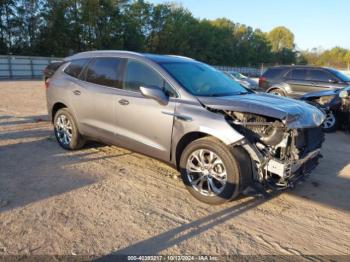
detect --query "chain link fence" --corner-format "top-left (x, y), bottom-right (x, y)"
top-left (213, 65), bottom-right (263, 77)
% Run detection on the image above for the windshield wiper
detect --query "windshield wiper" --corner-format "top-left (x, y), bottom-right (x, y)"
top-left (205, 91), bottom-right (249, 97)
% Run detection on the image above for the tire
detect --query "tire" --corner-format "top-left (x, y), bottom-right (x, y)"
top-left (322, 110), bottom-right (338, 133)
top-left (53, 108), bottom-right (85, 150)
top-left (268, 88), bottom-right (286, 96)
top-left (179, 137), bottom-right (250, 205)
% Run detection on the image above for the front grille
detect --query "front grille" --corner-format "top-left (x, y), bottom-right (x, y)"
top-left (295, 127), bottom-right (324, 158)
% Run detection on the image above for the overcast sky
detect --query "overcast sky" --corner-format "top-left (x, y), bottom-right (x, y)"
top-left (148, 0), bottom-right (349, 50)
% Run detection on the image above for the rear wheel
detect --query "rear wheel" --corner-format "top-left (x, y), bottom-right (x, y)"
top-left (179, 137), bottom-right (245, 205)
top-left (54, 108), bottom-right (85, 150)
top-left (322, 110), bottom-right (338, 132)
top-left (268, 88), bottom-right (285, 96)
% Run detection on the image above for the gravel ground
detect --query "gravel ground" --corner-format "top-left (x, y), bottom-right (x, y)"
top-left (0, 81), bottom-right (349, 257)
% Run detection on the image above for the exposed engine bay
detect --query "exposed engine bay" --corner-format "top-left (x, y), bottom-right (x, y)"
top-left (223, 110), bottom-right (325, 188)
top-left (197, 94), bottom-right (326, 189)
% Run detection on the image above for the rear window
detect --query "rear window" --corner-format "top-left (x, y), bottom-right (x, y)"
top-left (46, 61), bottom-right (64, 71)
top-left (262, 68), bottom-right (287, 79)
top-left (85, 57), bottom-right (122, 88)
top-left (287, 69), bottom-right (308, 80)
top-left (64, 59), bottom-right (89, 78)
top-left (44, 61), bottom-right (64, 78)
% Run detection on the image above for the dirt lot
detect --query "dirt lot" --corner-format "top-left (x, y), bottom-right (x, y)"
top-left (0, 81), bottom-right (350, 257)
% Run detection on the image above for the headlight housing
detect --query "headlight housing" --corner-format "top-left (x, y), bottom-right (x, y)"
top-left (339, 90), bottom-right (349, 99)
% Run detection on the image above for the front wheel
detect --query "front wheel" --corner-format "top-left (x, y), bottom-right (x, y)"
top-left (322, 110), bottom-right (338, 132)
top-left (179, 137), bottom-right (244, 205)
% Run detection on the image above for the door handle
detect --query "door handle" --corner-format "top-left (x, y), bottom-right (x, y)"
top-left (73, 90), bottom-right (81, 95)
top-left (118, 99), bottom-right (129, 106)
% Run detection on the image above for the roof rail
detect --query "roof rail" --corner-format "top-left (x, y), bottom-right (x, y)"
top-left (81, 50), bottom-right (143, 56)
top-left (167, 55), bottom-right (194, 60)
top-left (66, 50), bottom-right (144, 60)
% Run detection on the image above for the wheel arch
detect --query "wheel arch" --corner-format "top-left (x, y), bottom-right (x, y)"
top-left (175, 131), bottom-right (209, 170)
top-left (266, 86), bottom-right (286, 94)
top-left (51, 102), bottom-right (68, 123)
top-left (174, 131), bottom-right (251, 176)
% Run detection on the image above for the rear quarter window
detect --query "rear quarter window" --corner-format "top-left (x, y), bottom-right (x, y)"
top-left (64, 59), bottom-right (89, 78)
top-left (262, 68), bottom-right (288, 79)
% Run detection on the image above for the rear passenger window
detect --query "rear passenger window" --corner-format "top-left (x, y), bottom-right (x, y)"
top-left (308, 70), bottom-right (331, 82)
top-left (85, 58), bottom-right (122, 88)
top-left (124, 60), bottom-right (177, 97)
top-left (64, 59), bottom-right (89, 78)
top-left (288, 69), bottom-right (307, 80)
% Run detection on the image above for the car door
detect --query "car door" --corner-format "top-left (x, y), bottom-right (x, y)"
top-left (71, 57), bottom-right (124, 143)
top-left (114, 59), bottom-right (177, 161)
top-left (284, 68), bottom-right (311, 96)
top-left (307, 69), bottom-right (343, 91)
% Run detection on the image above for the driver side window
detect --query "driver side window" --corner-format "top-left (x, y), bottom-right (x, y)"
top-left (123, 60), bottom-right (177, 97)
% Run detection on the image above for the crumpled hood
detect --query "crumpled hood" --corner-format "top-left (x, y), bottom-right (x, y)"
top-left (300, 89), bottom-right (338, 100)
top-left (198, 93), bottom-right (325, 128)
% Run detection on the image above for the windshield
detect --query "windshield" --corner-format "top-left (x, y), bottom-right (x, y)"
top-left (328, 68), bottom-right (350, 82)
top-left (160, 62), bottom-right (248, 97)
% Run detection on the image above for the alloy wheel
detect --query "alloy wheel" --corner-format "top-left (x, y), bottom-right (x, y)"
top-left (322, 111), bottom-right (336, 129)
top-left (55, 114), bottom-right (73, 146)
top-left (186, 149), bottom-right (227, 197)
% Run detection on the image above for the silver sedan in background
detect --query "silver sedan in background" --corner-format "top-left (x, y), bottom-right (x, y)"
top-left (225, 71), bottom-right (259, 90)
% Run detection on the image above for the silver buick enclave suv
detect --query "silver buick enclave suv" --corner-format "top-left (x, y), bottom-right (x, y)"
top-left (46, 51), bottom-right (325, 204)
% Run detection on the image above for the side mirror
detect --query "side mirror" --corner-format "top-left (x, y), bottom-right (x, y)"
top-left (339, 90), bottom-right (349, 98)
top-left (140, 85), bottom-right (168, 105)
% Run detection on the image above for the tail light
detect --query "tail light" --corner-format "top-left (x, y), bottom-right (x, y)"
top-left (44, 78), bottom-right (50, 89)
top-left (259, 76), bottom-right (266, 87)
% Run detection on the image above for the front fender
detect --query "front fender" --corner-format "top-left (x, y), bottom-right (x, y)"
top-left (171, 100), bottom-right (244, 163)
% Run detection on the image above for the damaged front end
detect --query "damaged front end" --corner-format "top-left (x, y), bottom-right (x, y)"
top-left (197, 94), bottom-right (326, 189)
top-left (224, 111), bottom-right (325, 188)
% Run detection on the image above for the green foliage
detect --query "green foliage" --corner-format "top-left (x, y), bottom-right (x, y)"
top-left (0, 0), bottom-right (300, 66)
top-left (301, 47), bottom-right (350, 69)
top-left (267, 26), bottom-right (294, 52)
top-left (0, 0), bottom-right (16, 52)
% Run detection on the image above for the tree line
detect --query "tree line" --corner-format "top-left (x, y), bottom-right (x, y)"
top-left (300, 47), bottom-right (350, 69)
top-left (0, 0), bottom-right (348, 68)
